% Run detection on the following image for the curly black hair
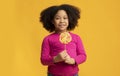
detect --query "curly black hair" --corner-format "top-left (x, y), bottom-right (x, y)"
top-left (40, 4), bottom-right (80, 32)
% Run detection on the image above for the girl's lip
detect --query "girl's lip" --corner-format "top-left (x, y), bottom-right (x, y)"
top-left (59, 24), bottom-right (65, 26)
top-left (59, 25), bottom-right (66, 27)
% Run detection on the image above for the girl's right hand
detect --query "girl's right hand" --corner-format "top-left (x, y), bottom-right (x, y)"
top-left (53, 50), bottom-right (68, 63)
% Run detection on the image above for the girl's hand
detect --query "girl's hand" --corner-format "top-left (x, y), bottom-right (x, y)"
top-left (65, 57), bottom-right (75, 65)
top-left (53, 50), bottom-right (68, 63)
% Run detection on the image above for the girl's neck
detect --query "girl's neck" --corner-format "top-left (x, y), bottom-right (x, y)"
top-left (55, 30), bottom-right (69, 34)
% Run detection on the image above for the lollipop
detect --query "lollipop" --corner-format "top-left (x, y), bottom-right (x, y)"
top-left (59, 32), bottom-right (72, 49)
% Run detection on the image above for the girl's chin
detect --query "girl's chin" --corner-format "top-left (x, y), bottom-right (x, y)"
top-left (55, 28), bottom-right (67, 32)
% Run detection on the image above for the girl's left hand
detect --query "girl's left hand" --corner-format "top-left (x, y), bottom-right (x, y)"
top-left (65, 57), bottom-right (75, 65)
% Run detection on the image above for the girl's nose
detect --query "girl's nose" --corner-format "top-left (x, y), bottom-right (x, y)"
top-left (60, 18), bottom-right (64, 23)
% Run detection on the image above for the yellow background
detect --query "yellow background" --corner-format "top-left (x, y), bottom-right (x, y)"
top-left (0, 0), bottom-right (120, 76)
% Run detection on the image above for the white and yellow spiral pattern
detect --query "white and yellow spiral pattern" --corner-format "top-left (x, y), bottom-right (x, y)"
top-left (59, 32), bottom-right (72, 44)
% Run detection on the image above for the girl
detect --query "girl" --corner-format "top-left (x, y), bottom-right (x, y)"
top-left (40, 4), bottom-right (87, 76)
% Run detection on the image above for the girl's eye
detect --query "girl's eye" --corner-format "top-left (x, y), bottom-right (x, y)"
top-left (55, 17), bottom-right (60, 20)
top-left (64, 17), bottom-right (68, 19)
top-left (54, 17), bottom-right (68, 20)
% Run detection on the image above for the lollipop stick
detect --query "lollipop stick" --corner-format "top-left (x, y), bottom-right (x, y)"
top-left (64, 44), bottom-right (66, 50)
top-left (64, 40), bottom-right (67, 50)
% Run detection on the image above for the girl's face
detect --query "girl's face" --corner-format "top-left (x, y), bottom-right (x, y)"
top-left (53, 10), bottom-right (69, 33)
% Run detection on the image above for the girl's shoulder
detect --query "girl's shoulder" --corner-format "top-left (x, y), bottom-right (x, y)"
top-left (69, 32), bottom-right (83, 41)
top-left (43, 33), bottom-right (57, 40)
top-left (69, 32), bottom-right (80, 38)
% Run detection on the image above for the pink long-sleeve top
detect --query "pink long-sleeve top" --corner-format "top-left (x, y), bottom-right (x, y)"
top-left (40, 32), bottom-right (87, 75)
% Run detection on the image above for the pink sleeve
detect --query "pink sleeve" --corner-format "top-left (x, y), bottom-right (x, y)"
top-left (40, 37), bottom-right (54, 65)
top-left (74, 36), bottom-right (87, 64)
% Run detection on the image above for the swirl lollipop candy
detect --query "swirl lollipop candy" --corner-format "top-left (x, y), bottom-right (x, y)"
top-left (59, 32), bottom-right (72, 50)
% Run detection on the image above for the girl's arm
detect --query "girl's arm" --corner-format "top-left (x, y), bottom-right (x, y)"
top-left (74, 36), bottom-right (87, 65)
top-left (40, 37), bottom-right (54, 65)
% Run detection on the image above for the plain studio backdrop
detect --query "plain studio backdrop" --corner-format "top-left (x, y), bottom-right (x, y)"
top-left (0, 0), bottom-right (120, 76)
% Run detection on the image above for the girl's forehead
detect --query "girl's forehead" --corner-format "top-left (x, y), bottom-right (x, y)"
top-left (55, 10), bottom-right (68, 16)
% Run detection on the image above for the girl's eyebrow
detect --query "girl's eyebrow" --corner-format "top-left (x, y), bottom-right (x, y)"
top-left (55, 15), bottom-right (59, 16)
top-left (55, 15), bottom-right (68, 17)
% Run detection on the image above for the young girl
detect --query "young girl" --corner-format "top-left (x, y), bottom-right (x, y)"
top-left (40, 4), bottom-right (87, 76)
